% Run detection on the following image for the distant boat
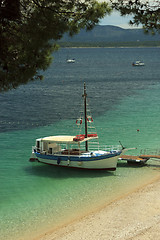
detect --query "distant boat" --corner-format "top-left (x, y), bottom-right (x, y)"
top-left (132, 61), bottom-right (145, 66)
top-left (67, 59), bottom-right (75, 63)
top-left (29, 83), bottom-right (125, 171)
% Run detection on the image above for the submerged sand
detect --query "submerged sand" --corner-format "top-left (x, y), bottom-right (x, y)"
top-left (37, 175), bottom-right (160, 240)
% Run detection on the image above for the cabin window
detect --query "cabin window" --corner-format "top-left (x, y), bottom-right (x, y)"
top-left (36, 141), bottom-right (40, 149)
top-left (49, 148), bottom-right (52, 154)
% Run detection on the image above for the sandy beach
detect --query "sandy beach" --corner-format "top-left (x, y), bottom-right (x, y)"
top-left (36, 175), bottom-right (160, 240)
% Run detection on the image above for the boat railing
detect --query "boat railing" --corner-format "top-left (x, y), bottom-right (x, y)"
top-left (99, 145), bottom-right (122, 152)
top-left (32, 146), bottom-right (35, 153)
top-left (34, 146), bottom-right (41, 153)
top-left (33, 144), bottom-right (122, 155)
top-left (81, 144), bottom-right (122, 152)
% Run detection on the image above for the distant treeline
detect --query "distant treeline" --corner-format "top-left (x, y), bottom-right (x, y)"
top-left (57, 41), bottom-right (160, 48)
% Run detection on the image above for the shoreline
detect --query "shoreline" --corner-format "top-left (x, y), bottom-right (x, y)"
top-left (61, 46), bottom-right (160, 49)
top-left (35, 174), bottom-right (160, 240)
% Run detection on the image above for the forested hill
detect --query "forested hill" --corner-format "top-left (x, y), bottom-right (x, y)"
top-left (59, 25), bottom-right (159, 43)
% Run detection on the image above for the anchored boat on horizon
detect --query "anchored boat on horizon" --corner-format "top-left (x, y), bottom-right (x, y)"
top-left (30, 83), bottom-right (124, 170)
top-left (132, 61), bottom-right (145, 66)
top-left (66, 58), bottom-right (75, 63)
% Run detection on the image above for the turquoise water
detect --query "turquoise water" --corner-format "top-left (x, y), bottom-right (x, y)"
top-left (0, 48), bottom-right (160, 240)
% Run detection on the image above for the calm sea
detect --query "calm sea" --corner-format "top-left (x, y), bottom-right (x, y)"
top-left (0, 48), bottom-right (160, 240)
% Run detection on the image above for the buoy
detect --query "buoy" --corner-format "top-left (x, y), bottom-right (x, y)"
top-left (137, 129), bottom-right (140, 132)
top-left (87, 116), bottom-right (93, 123)
top-left (76, 119), bottom-right (82, 125)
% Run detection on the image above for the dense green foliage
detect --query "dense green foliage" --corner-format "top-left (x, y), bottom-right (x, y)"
top-left (0, 0), bottom-right (110, 92)
top-left (110, 0), bottom-right (160, 33)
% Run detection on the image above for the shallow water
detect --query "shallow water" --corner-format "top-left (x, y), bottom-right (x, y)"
top-left (0, 48), bottom-right (160, 240)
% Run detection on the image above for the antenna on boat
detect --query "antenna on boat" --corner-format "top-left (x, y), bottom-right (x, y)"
top-left (119, 141), bottom-right (125, 150)
top-left (83, 82), bottom-right (88, 151)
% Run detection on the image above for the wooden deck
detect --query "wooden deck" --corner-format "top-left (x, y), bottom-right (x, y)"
top-left (119, 154), bottom-right (160, 164)
top-left (140, 154), bottom-right (160, 159)
top-left (119, 155), bottom-right (149, 164)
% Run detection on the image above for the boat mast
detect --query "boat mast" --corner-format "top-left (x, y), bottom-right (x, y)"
top-left (83, 82), bottom-right (88, 151)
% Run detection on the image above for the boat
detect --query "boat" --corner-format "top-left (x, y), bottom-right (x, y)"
top-left (132, 61), bottom-right (145, 66)
top-left (67, 59), bottom-right (75, 63)
top-left (29, 83), bottom-right (124, 171)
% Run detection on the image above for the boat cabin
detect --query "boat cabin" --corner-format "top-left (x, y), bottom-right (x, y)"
top-left (35, 135), bottom-right (98, 156)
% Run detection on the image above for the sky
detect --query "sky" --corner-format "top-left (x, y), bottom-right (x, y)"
top-left (99, 11), bottom-right (141, 29)
top-left (98, 0), bottom-right (159, 29)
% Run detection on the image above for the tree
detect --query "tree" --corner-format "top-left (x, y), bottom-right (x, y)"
top-left (110, 0), bottom-right (160, 33)
top-left (0, 0), bottom-right (111, 92)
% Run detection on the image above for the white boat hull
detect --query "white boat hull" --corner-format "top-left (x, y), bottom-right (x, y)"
top-left (34, 151), bottom-right (122, 171)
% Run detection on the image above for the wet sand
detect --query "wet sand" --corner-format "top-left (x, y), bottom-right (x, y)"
top-left (37, 175), bottom-right (160, 240)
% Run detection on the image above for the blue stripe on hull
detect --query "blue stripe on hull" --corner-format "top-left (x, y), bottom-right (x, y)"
top-left (35, 151), bottom-right (121, 162)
